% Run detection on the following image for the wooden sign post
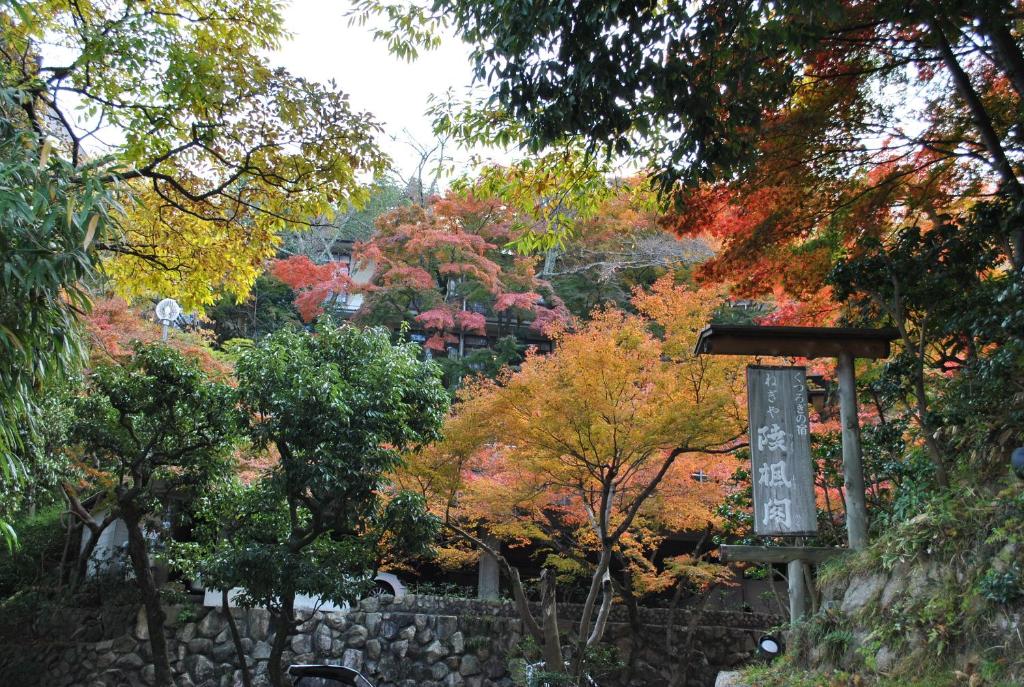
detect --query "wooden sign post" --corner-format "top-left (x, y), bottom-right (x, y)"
top-left (747, 365), bottom-right (818, 538)
top-left (695, 325), bottom-right (898, 551)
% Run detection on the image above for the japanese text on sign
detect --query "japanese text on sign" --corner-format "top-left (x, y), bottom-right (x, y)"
top-left (747, 366), bottom-right (817, 536)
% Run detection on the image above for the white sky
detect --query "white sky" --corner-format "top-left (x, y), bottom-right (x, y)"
top-left (274, 0), bottom-right (506, 184)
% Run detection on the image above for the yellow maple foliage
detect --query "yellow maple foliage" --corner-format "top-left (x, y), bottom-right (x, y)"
top-left (397, 278), bottom-right (747, 662)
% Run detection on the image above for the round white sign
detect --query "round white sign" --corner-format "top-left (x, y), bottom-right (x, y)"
top-left (155, 298), bottom-right (182, 323)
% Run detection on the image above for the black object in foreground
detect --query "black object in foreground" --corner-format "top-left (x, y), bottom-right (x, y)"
top-left (757, 634), bottom-right (784, 660)
top-left (287, 664), bottom-right (375, 687)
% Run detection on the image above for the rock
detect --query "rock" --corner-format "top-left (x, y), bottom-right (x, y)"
top-left (212, 641), bottom-right (238, 663)
top-left (323, 612), bottom-right (348, 632)
top-left (187, 655), bottom-right (217, 683)
top-left (181, 622), bottom-right (198, 643)
top-left (435, 616), bottom-right (458, 641)
top-left (360, 597), bottom-right (380, 613)
top-left (380, 618), bottom-right (401, 640)
top-left (414, 614), bottom-right (428, 631)
top-left (841, 573), bottom-right (886, 614)
top-left (459, 655), bottom-right (481, 676)
top-left (248, 611), bottom-right (270, 642)
top-left (141, 664), bottom-right (155, 685)
top-left (314, 624), bottom-right (333, 653)
top-left (342, 648), bottom-right (364, 672)
top-left (116, 652), bottom-right (145, 669)
top-left (198, 612), bottom-right (225, 639)
top-left (875, 645), bottom-right (897, 672)
top-left (398, 624), bottom-right (416, 641)
top-left (444, 672), bottom-right (464, 687)
top-left (392, 640), bottom-right (409, 658)
top-left (424, 640), bottom-right (446, 663)
top-left (449, 631), bottom-right (464, 654)
top-left (346, 625), bottom-right (369, 648)
top-left (879, 571), bottom-right (907, 610)
top-left (134, 607), bottom-right (150, 641)
top-left (417, 627), bottom-right (434, 645)
top-left (364, 613), bottom-right (382, 637)
top-left (431, 662), bottom-right (450, 680)
top-left (182, 636), bottom-right (209, 655)
top-left (366, 639), bottom-right (382, 660)
top-left (252, 642), bottom-right (272, 660)
top-left (715, 671), bottom-right (750, 687)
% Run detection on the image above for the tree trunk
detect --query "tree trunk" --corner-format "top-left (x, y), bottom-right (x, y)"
top-left (123, 511), bottom-right (173, 687)
top-left (539, 569), bottom-right (565, 673)
top-left (933, 23), bottom-right (1024, 266)
top-left (268, 593), bottom-right (296, 687)
top-left (223, 589), bottom-right (253, 687)
top-left (981, 14), bottom-right (1024, 103)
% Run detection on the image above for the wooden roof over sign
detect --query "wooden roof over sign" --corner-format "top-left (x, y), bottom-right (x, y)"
top-left (693, 324), bottom-right (900, 359)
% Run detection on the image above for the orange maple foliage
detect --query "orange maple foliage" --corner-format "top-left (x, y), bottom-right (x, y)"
top-left (398, 277), bottom-right (747, 596)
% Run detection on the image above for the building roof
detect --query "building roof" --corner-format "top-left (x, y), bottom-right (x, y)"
top-left (693, 324), bottom-right (899, 359)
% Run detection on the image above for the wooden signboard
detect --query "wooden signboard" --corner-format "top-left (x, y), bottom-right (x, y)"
top-left (747, 365), bottom-right (817, 536)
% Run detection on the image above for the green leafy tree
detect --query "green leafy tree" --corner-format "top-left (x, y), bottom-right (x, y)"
top-left (205, 274), bottom-right (303, 344)
top-left (0, 88), bottom-right (117, 548)
top-left (207, 322), bottom-right (448, 687)
top-left (2, 0), bottom-right (389, 310)
top-left (67, 344), bottom-right (240, 687)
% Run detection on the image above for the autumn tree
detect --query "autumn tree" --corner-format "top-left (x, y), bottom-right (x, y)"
top-left (226, 322), bottom-right (449, 687)
top-left (400, 278), bottom-right (745, 681)
top-left (2, 0), bottom-right (388, 311)
top-left (66, 343), bottom-right (240, 687)
top-left (273, 193), bottom-right (571, 377)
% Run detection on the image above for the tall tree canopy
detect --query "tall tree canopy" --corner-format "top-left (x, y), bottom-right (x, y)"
top-left (359, 0), bottom-right (1024, 297)
top-left (273, 192), bottom-right (571, 350)
top-left (399, 277), bottom-right (745, 677)
top-left (2, 0), bottom-right (388, 310)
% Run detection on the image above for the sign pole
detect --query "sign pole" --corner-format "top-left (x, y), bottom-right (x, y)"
top-left (837, 351), bottom-right (868, 550)
top-left (787, 559), bottom-right (808, 622)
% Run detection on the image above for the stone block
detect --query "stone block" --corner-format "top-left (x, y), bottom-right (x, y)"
top-left (459, 655), bottom-right (481, 676)
top-left (365, 613), bottom-right (382, 637)
top-left (424, 640), bottom-right (446, 663)
top-left (314, 624), bottom-right (333, 653)
top-left (449, 631), bottom-right (464, 654)
top-left (248, 611), bottom-right (270, 642)
top-left (347, 625), bottom-right (369, 648)
top-left (342, 648), bottom-right (364, 673)
top-left (134, 607), bottom-right (150, 641)
top-left (198, 611), bottom-right (225, 639)
top-left (188, 639), bottom-right (214, 655)
top-left (392, 640), bottom-right (409, 658)
top-left (841, 573), bottom-right (887, 614)
top-left (435, 616), bottom-right (458, 641)
top-left (186, 654), bottom-right (217, 683)
top-left (366, 639), bottom-right (382, 661)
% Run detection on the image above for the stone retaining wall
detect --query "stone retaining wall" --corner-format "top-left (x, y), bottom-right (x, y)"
top-left (0, 595), bottom-right (781, 687)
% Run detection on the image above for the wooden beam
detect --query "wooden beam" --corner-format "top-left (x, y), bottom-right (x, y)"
top-left (694, 324), bottom-right (899, 360)
top-left (718, 545), bottom-right (847, 565)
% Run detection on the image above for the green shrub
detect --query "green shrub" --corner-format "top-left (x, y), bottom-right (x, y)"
top-left (0, 506), bottom-right (68, 598)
